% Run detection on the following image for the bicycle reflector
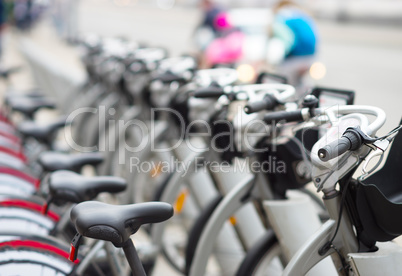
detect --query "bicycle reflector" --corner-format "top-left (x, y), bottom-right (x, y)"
top-left (41, 196), bottom-right (53, 215)
top-left (69, 232), bottom-right (82, 262)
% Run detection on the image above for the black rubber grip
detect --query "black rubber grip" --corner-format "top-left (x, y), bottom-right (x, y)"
top-left (342, 129), bottom-right (363, 151)
top-left (244, 95), bottom-right (277, 114)
top-left (263, 110), bottom-right (304, 124)
top-left (152, 72), bottom-right (185, 83)
top-left (318, 136), bottom-right (351, 162)
top-left (255, 72), bottom-right (288, 84)
top-left (193, 86), bottom-right (225, 98)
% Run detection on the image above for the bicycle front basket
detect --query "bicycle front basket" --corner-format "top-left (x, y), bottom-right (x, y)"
top-left (355, 122), bottom-right (402, 243)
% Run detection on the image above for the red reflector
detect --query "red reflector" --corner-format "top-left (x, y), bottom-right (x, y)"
top-left (35, 179), bottom-right (41, 190)
top-left (69, 244), bottom-right (76, 262)
top-left (41, 203), bottom-right (48, 215)
top-left (68, 232), bottom-right (82, 262)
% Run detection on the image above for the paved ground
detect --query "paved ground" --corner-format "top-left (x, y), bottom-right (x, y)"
top-left (0, 32), bottom-right (35, 93)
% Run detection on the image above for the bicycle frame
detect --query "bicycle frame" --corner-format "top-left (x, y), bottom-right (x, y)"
top-left (188, 172), bottom-right (258, 275)
top-left (149, 146), bottom-right (269, 274)
top-left (74, 239), bottom-right (130, 276)
top-left (187, 164), bottom-right (328, 275)
top-left (280, 176), bottom-right (402, 276)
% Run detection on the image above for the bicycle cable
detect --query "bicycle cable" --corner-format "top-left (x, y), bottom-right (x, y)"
top-left (318, 180), bottom-right (351, 266)
top-left (375, 124), bottom-right (402, 141)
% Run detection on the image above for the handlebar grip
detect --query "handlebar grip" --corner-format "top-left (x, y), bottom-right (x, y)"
top-left (193, 86), bottom-right (224, 98)
top-left (318, 136), bottom-right (351, 162)
top-left (263, 110), bottom-right (304, 124)
top-left (244, 95), bottom-right (277, 114)
top-left (318, 130), bottom-right (363, 161)
top-left (152, 72), bottom-right (185, 83)
top-left (255, 72), bottom-right (288, 84)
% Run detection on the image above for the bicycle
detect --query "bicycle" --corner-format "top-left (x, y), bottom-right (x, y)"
top-left (233, 103), bottom-right (400, 275)
top-left (150, 84), bottom-right (330, 274)
top-left (0, 200), bottom-right (173, 276)
top-left (185, 88), bottom-right (355, 275)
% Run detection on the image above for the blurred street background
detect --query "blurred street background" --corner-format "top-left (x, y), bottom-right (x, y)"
top-left (3, 0), bottom-right (402, 132)
top-left (75, 0), bottom-right (402, 132)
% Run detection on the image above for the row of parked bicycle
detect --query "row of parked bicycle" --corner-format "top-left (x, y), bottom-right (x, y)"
top-left (0, 35), bottom-right (401, 276)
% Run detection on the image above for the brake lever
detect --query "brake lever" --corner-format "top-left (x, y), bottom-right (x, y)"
top-left (362, 139), bottom-right (390, 175)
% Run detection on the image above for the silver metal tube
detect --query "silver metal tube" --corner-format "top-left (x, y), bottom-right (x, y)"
top-left (323, 191), bottom-right (359, 256)
top-left (75, 240), bottom-right (106, 276)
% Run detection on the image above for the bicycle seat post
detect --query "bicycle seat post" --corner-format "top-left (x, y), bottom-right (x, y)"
top-left (122, 238), bottom-right (146, 276)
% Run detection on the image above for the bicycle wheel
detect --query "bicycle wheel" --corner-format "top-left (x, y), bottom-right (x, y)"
top-left (0, 234), bottom-right (75, 276)
top-left (159, 188), bottom-right (204, 274)
top-left (236, 230), bottom-right (285, 276)
top-left (184, 194), bottom-right (223, 274)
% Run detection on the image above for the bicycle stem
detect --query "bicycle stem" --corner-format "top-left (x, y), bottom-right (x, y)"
top-left (322, 191), bottom-right (358, 256)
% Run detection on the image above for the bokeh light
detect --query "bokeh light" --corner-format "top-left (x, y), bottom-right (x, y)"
top-left (237, 64), bottom-right (255, 83)
top-left (309, 62), bottom-right (327, 80)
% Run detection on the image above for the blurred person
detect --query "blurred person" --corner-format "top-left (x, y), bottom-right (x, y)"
top-left (265, 0), bottom-right (318, 85)
top-left (194, 0), bottom-right (225, 52)
top-left (195, 0), bottom-right (245, 68)
top-left (13, 0), bottom-right (46, 31)
top-left (13, 0), bottom-right (32, 30)
top-left (203, 12), bottom-right (245, 68)
top-left (200, 0), bottom-right (224, 34)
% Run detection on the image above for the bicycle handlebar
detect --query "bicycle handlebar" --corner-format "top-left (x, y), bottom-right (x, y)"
top-left (195, 68), bottom-right (238, 87)
top-left (158, 56), bottom-right (197, 73)
top-left (318, 126), bottom-right (365, 161)
top-left (241, 83), bottom-right (295, 114)
top-left (255, 72), bottom-right (288, 84)
top-left (235, 84), bottom-right (295, 103)
top-left (317, 105), bottom-right (386, 135)
top-left (261, 105), bottom-right (385, 162)
top-left (244, 94), bottom-right (278, 114)
top-left (263, 109), bottom-right (309, 124)
top-left (315, 105), bottom-right (385, 162)
top-left (244, 94), bottom-right (277, 114)
top-left (318, 137), bottom-right (351, 162)
top-left (152, 72), bottom-right (186, 83)
top-left (133, 48), bottom-right (167, 62)
top-left (192, 86), bottom-right (225, 98)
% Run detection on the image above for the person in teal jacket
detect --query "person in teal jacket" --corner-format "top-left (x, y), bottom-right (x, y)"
top-left (266, 1), bottom-right (318, 65)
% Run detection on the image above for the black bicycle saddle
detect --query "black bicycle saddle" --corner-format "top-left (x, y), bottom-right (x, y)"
top-left (4, 90), bottom-right (44, 105)
top-left (18, 116), bottom-right (67, 143)
top-left (9, 97), bottom-right (56, 119)
top-left (49, 170), bottom-right (126, 203)
top-left (38, 151), bottom-right (104, 172)
top-left (71, 201), bottom-right (173, 246)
